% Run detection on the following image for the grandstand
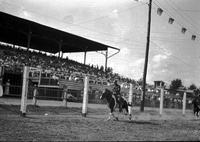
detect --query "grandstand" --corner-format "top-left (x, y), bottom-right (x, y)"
top-left (0, 11), bottom-right (136, 101)
top-left (0, 11), bottom-right (194, 109)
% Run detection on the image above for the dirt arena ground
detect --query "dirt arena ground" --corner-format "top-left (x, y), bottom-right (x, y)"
top-left (0, 98), bottom-right (200, 141)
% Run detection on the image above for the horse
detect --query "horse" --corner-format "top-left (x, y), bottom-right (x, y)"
top-left (100, 88), bottom-right (131, 121)
top-left (192, 96), bottom-right (200, 118)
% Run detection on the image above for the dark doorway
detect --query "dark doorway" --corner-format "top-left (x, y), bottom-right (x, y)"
top-left (3, 72), bottom-right (22, 97)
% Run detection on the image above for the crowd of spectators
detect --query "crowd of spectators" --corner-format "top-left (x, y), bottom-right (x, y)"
top-left (0, 43), bottom-right (136, 85)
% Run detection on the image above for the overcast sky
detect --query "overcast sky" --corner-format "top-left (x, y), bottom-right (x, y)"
top-left (0, 0), bottom-right (200, 86)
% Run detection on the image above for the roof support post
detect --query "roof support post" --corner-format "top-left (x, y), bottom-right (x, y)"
top-left (58, 52), bottom-right (61, 58)
top-left (84, 51), bottom-right (87, 65)
top-left (105, 49), bottom-right (108, 72)
top-left (58, 40), bottom-right (63, 59)
top-left (96, 47), bottom-right (120, 73)
top-left (83, 47), bottom-right (88, 65)
top-left (26, 30), bottom-right (32, 66)
top-left (61, 52), bottom-right (64, 59)
top-left (27, 31), bottom-right (32, 51)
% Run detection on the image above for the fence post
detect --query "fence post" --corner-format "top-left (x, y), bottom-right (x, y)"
top-left (63, 85), bottom-right (68, 107)
top-left (159, 88), bottom-right (164, 116)
top-left (182, 91), bottom-right (186, 116)
top-left (32, 85), bottom-right (37, 106)
top-left (128, 83), bottom-right (133, 120)
top-left (5, 79), bottom-right (10, 95)
top-left (0, 78), bottom-right (3, 97)
top-left (20, 66), bottom-right (29, 117)
top-left (82, 76), bottom-right (89, 117)
top-left (0, 67), bottom-right (2, 97)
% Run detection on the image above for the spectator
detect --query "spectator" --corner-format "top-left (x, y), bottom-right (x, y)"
top-left (0, 43), bottom-right (135, 85)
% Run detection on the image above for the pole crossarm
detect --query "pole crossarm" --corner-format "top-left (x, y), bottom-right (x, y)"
top-left (96, 47), bottom-right (120, 71)
top-left (96, 47), bottom-right (120, 58)
top-left (107, 48), bottom-right (120, 59)
top-left (96, 51), bottom-right (106, 56)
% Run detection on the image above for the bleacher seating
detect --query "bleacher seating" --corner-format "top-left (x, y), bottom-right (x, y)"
top-left (0, 43), bottom-right (136, 85)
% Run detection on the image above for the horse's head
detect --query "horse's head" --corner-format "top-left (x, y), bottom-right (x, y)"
top-left (100, 89), bottom-right (111, 100)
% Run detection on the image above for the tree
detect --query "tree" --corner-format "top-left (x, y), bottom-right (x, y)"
top-left (170, 79), bottom-right (183, 90)
top-left (106, 67), bottom-right (113, 74)
top-left (188, 84), bottom-right (197, 90)
top-left (137, 78), bottom-right (143, 86)
top-left (100, 66), bottom-right (104, 71)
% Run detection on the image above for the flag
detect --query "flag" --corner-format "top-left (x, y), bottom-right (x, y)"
top-left (181, 27), bottom-right (187, 34)
top-left (157, 8), bottom-right (163, 16)
top-left (168, 18), bottom-right (174, 24)
top-left (192, 35), bottom-right (196, 40)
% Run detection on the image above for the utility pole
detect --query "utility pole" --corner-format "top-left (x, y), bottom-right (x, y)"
top-left (140, 0), bottom-right (152, 112)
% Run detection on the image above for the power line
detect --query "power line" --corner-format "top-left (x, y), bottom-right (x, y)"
top-left (151, 2), bottom-right (187, 36)
top-left (151, 38), bottom-right (200, 45)
top-left (150, 2), bottom-right (200, 42)
top-left (76, 3), bottom-right (146, 25)
top-left (151, 36), bottom-right (200, 42)
top-left (153, 0), bottom-right (200, 37)
top-left (3, 1), bottom-right (200, 63)
top-left (165, 0), bottom-right (200, 35)
top-left (1, 1), bottom-right (148, 49)
top-left (178, 9), bottom-right (200, 13)
top-left (150, 40), bottom-right (199, 70)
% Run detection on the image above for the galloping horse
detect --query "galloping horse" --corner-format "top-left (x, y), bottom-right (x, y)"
top-left (100, 88), bottom-right (131, 121)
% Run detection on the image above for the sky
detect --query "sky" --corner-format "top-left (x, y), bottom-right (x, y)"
top-left (0, 0), bottom-right (200, 87)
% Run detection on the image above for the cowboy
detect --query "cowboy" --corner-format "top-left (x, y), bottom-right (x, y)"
top-left (112, 80), bottom-right (122, 112)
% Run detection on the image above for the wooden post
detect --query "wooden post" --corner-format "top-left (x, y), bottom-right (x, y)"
top-left (0, 74), bottom-right (3, 97)
top-left (84, 51), bottom-right (87, 65)
top-left (26, 31), bottom-right (32, 66)
top-left (20, 66), bottom-right (29, 117)
top-left (63, 85), bottom-right (68, 107)
top-left (82, 76), bottom-right (89, 117)
top-left (32, 85), bottom-right (37, 106)
top-left (105, 50), bottom-right (108, 72)
top-left (5, 80), bottom-right (10, 95)
top-left (159, 88), bottom-right (164, 116)
top-left (141, 0), bottom-right (152, 112)
top-left (128, 84), bottom-right (133, 120)
top-left (182, 91), bottom-right (186, 116)
top-left (58, 40), bottom-right (62, 59)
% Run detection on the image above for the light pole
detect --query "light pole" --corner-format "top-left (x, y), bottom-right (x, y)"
top-left (140, 0), bottom-right (152, 112)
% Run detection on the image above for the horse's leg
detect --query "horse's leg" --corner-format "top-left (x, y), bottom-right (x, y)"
top-left (124, 101), bottom-right (132, 120)
top-left (105, 109), bottom-right (113, 121)
top-left (124, 102), bottom-right (128, 115)
top-left (194, 108), bottom-right (198, 119)
top-left (106, 112), bottom-right (112, 121)
top-left (106, 106), bottom-right (115, 121)
top-left (193, 107), bottom-right (196, 117)
top-left (113, 113), bottom-right (119, 121)
top-left (198, 106), bottom-right (200, 118)
top-left (118, 98), bottom-right (123, 113)
top-left (111, 103), bottom-right (119, 121)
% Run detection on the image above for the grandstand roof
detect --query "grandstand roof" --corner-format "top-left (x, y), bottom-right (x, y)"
top-left (0, 11), bottom-right (118, 53)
